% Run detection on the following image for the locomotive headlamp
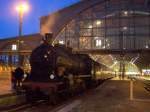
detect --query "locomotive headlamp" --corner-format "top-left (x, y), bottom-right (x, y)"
top-left (24, 73), bottom-right (27, 78)
top-left (44, 55), bottom-right (48, 58)
top-left (50, 74), bottom-right (55, 79)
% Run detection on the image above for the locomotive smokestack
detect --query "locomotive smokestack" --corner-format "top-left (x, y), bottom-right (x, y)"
top-left (43, 33), bottom-right (53, 45)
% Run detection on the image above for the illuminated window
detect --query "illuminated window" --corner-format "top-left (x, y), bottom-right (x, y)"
top-left (59, 40), bottom-right (64, 44)
top-left (96, 39), bottom-right (102, 47)
top-left (96, 20), bottom-right (102, 25)
top-left (12, 44), bottom-right (17, 51)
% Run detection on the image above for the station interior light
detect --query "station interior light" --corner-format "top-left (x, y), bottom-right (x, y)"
top-left (123, 26), bottom-right (127, 31)
top-left (123, 11), bottom-right (128, 16)
top-left (107, 43), bottom-right (110, 47)
top-left (145, 45), bottom-right (149, 49)
top-left (59, 40), bottom-right (64, 44)
top-left (94, 37), bottom-right (99, 39)
top-left (96, 20), bottom-right (102, 25)
top-left (88, 25), bottom-right (93, 28)
top-left (103, 46), bottom-right (106, 49)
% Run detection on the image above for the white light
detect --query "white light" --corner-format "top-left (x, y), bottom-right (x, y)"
top-left (24, 74), bottom-right (27, 78)
top-left (145, 45), bottom-right (149, 49)
top-left (96, 20), bottom-right (101, 25)
top-left (94, 37), bottom-right (99, 39)
top-left (142, 69), bottom-right (150, 75)
top-left (114, 61), bottom-right (118, 64)
top-left (59, 40), bottom-right (64, 44)
top-left (16, 3), bottom-right (29, 13)
top-left (50, 74), bottom-right (55, 79)
top-left (123, 27), bottom-right (127, 30)
top-left (44, 55), bottom-right (47, 58)
top-left (142, 69), bottom-right (150, 72)
top-left (88, 25), bottom-right (92, 28)
top-left (123, 11), bottom-right (128, 15)
top-left (96, 39), bottom-right (102, 47)
top-left (12, 44), bottom-right (17, 50)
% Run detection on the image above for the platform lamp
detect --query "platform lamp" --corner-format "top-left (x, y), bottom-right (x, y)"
top-left (16, 2), bottom-right (29, 66)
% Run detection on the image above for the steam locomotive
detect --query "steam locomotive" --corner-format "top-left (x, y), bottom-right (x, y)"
top-left (22, 37), bottom-right (111, 103)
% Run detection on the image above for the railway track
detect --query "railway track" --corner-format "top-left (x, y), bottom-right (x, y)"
top-left (0, 93), bottom-right (26, 112)
top-left (1, 79), bottom-right (110, 112)
top-left (3, 92), bottom-right (82, 112)
top-left (5, 103), bottom-right (30, 112)
top-left (130, 76), bottom-right (150, 93)
top-left (5, 100), bottom-right (48, 112)
top-left (143, 80), bottom-right (150, 92)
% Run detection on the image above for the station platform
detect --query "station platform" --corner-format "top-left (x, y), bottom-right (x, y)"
top-left (0, 73), bottom-right (25, 110)
top-left (111, 76), bottom-right (130, 80)
top-left (55, 79), bottom-right (150, 112)
top-left (0, 73), bottom-right (13, 96)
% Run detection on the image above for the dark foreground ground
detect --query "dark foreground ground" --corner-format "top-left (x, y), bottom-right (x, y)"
top-left (0, 77), bottom-right (150, 112)
top-left (66, 80), bottom-right (150, 112)
top-left (15, 79), bottom-right (150, 112)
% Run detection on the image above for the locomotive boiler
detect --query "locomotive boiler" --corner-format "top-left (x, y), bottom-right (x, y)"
top-left (29, 44), bottom-right (98, 82)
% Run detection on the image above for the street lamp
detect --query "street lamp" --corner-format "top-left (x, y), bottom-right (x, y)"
top-left (16, 2), bottom-right (29, 66)
top-left (16, 2), bottom-right (29, 37)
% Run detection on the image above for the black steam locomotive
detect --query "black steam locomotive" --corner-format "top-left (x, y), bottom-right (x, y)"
top-left (23, 38), bottom-right (110, 103)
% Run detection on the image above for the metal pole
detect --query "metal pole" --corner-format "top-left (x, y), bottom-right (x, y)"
top-left (130, 79), bottom-right (133, 100)
top-left (18, 10), bottom-right (23, 66)
top-left (19, 10), bottom-right (23, 36)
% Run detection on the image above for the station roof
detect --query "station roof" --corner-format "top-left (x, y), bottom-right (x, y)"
top-left (40, 0), bottom-right (105, 37)
top-left (40, 0), bottom-right (148, 38)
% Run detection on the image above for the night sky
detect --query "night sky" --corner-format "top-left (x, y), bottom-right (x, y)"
top-left (0, 0), bottom-right (80, 39)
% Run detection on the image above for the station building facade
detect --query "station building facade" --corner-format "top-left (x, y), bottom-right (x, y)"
top-left (0, 34), bottom-right (42, 71)
top-left (0, 0), bottom-right (150, 72)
